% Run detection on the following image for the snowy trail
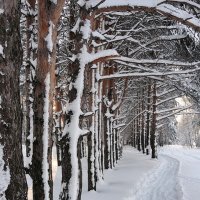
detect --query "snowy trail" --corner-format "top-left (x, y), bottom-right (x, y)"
top-left (160, 146), bottom-right (200, 200)
top-left (29, 145), bottom-right (200, 200)
top-left (127, 155), bottom-right (183, 200)
top-left (82, 146), bottom-right (159, 200)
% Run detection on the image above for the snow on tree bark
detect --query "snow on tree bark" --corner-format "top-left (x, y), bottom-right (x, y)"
top-left (150, 81), bottom-right (157, 159)
top-left (25, 0), bottom-right (37, 169)
top-left (31, 0), bottom-right (65, 199)
top-left (145, 80), bottom-right (151, 155)
top-left (0, 0), bottom-right (28, 199)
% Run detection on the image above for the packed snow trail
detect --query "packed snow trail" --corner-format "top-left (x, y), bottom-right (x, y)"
top-left (81, 146), bottom-right (159, 200)
top-left (127, 155), bottom-right (183, 200)
top-left (28, 145), bottom-right (200, 200)
top-left (159, 146), bottom-right (200, 200)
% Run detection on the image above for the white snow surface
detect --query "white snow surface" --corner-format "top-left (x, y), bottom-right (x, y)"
top-left (82, 146), bottom-right (159, 200)
top-left (27, 145), bottom-right (200, 200)
top-left (80, 45), bottom-right (118, 65)
top-left (43, 73), bottom-right (50, 200)
top-left (0, 45), bottom-right (5, 58)
top-left (45, 21), bottom-right (54, 53)
top-left (0, 9), bottom-right (4, 14)
top-left (81, 19), bottom-right (91, 40)
top-left (159, 145), bottom-right (200, 200)
top-left (81, 145), bottom-right (200, 200)
top-left (50, 0), bottom-right (57, 4)
top-left (0, 144), bottom-right (10, 200)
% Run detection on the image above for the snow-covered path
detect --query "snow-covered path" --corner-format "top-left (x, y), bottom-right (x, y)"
top-left (82, 146), bottom-right (159, 200)
top-left (82, 145), bottom-right (200, 200)
top-left (30, 145), bottom-right (200, 200)
top-left (159, 146), bottom-right (200, 200)
top-left (128, 154), bottom-right (183, 200)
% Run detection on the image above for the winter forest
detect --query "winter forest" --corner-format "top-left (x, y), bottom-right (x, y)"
top-left (2, 0), bottom-right (200, 200)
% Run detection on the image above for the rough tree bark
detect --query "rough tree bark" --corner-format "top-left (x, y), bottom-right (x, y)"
top-left (102, 67), bottom-right (110, 169)
top-left (150, 81), bottom-right (157, 159)
top-left (141, 87), bottom-right (145, 154)
top-left (60, 4), bottom-right (89, 200)
top-left (31, 0), bottom-right (64, 199)
top-left (0, 0), bottom-right (28, 199)
top-left (87, 63), bottom-right (97, 191)
top-left (25, 0), bottom-right (37, 168)
top-left (145, 80), bottom-right (151, 155)
top-left (136, 93), bottom-right (141, 152)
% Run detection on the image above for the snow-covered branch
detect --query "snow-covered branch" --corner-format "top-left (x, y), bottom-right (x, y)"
top-left (157, 105), bottom-right (192, 121)
top-left (89, 1), bottom-right (200, 32)
top-left (99, 68), bottom-right (200, 80)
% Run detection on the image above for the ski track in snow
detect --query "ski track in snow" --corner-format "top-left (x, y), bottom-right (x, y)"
top-left (126, 155), bottom-right (183, 200)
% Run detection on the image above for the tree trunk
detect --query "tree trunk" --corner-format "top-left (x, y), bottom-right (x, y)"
top-left (150, 81), bottom-right (157, 159)
top-left (87, 132), bottom-right (96, 191)
top-left (145, 80), bottom-right (151, 155)
top-left (141, 87), bottom-right (145, 154)
top-left (115, 129), bottom-right (119, 161)
top-left (102, 68), bottom-right (110, 170)
top-left (31, 0), bottom-right (64, 199)
top-left (0, 1), bottom-right (28, 198)
top-left (133, 119), bottom-right (136, 148)
top-left (54, 78), bottom-right (63, 166)
top-left (25, 0), bottom-right (37, 168)
top-left (60, 4), bottom-right (89, 199)
top-left (137, 102), bottom-right (141, 151)
top-left (104, 109), bottom-right (110, 169)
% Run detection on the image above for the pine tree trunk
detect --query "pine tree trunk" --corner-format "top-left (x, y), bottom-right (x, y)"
top-left (25, 0), bottom-right (36, 168)
top-left (54, 78), bottom-right (63, 166)
top-left (60, 4), bottom-right (89, 199)
top-left (115, 129), bottom-right (119, 161)
top-left (104, 111), bottom-right (110, 169)
top-left (0, 1), bottom-right (28, 198)
top-left (31, 1), bottom-right (65, 199)
top-left (112, 126), bottom-right (116, 166)
top-left (102, 69), bottom-right (110, 169)
top-left (145, 80), bottom-right (151, 155)
top-left (98, 63), bottom-right (104, 177)
top-left (32, 1), bottom-right (53, 197)
top-left (87, 63), bottom-right (98, 191)
top-left (109, 119), bottom-right (113, 169)
top-left (87, 131), bottom-right (96, 191)
top-left (133, 119), bottom-right (136, 148)
top-left (150, 81), bottom-right (157, 159)
top-left (137, 102), bottom-right (141, 151)
top-left (141, 87), bottom-right (145, 154)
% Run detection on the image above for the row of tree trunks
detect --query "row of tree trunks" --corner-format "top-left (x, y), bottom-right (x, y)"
top-left (57, 4), bottom-right (123, 198)
top-left (1, 1), bottom-right (200, 200)
top-left (130, 80), bottom-right (157, 158)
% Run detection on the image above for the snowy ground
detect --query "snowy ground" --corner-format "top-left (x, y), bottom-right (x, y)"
top-left (159, 146), bottom-right (200, 200)
top-left (26, 145), bottom-right (200, 200)
top-left (82, 145), bottom-right (200, 200)
top-left (82, 146), bottom-right (159, 200)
